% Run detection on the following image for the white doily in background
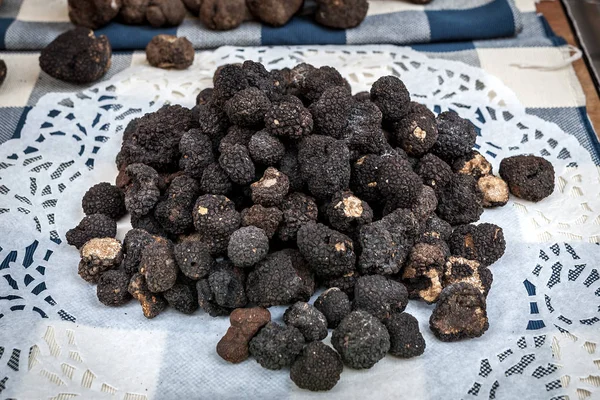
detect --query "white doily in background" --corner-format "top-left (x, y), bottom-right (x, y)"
top-left (0, 46), bottom-right (598, 400)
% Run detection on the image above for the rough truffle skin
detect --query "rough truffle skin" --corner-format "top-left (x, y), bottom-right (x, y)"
top-left (265, 101), bottom-right (313, 139)
top-left (68, 0), bottom-right (122, 29)
top-left (251, 167), bottom-right (289, 206)
top-left (97, 270), bottom-right (131, 306)
top-left (331, 310), bottom-right (390, 369)
top-left (246, 249), bottom-right (315, 307)
top-left (82, 182), bottom-right (126, 220)
top-left (193, 194), bottom-right (241, 237)
top-left (309, 86), bottom-right (354, 139)
top-left (174, 239), bottom-right (214, 280)
top-left (200, 0), bottom-right (247, 30)
top-left (443, 256), bottom-right (493, 297)
top-left (146, 0), bottom-right (186, 27)
top-left (429, 282), bottom-right (489, 342)
top-left (315, 0), bottom-right (368, 29)
top-left (478, 175), bottom-right (509, 207)
top-left (448, 223), bottom-right (506, 267)
top-left (290, 342), bottom-right (343, 392)
top-left (300, 66), bottom-right (349, 103)
top-left (248, 131), bottom-right (285, 166)
top-left (139, 239), bottom-right (178, 293)
top-left (283, 302), bottom-right (328, 342)
top-left (179, 129), bottom-right (215, 179)
top-left (453, 150), bottom-right (492, 179)
top-left (200, 163), bottom-right (233, 195)
top-left (227, 226), bottom-right (269, 267)
top-left (384, 312), bottom-right (426, 358)
top-left (432, 111), bottom-right (477, 160)
top-left (437, 174), bottom-right (483, 225)
top-left (249, 322), bottom-right (306, 370)
top-left (409, 185), bottom-right (438, 221)
top-left (66, 214), bottom-right (117, 249)
top-left (350, 154), bottom-right (381, 203)
top-left (280, 147), bottom-right (305, 192)
top-left (297, 222), bottom-right (356, 279)
top-left (247, 0), bottom-right (303, 26)
top-left (123, 229), bottom-right (155, 275)
top-left (343, 102), bottom-right (387, 155)
top-left (219, 144), bottom-right (256, 185)
top-left (421, 215), bottom-right (453, 242)
top-left (499, 154), bottom-right (555, 202)
top-left (78, 238), bottom-right (123, 283)
top-left (154, 175), bottom-right (201, 235)
top-left (314, 287), bottom-right (352, 328)
top-left (241, 205), bottom-right (282, 239)
top-left (40, 28), bottom-right (111, 84)
top-left (401, 242), bottom-right (446, 303)
top-left (128, 273), bottom-right (167, 318)
top-left (393, 102), bottom-right (438, 156)
top-left (196, 102), bottom-right (230, 150)
top-left (219, 125), bottom-right (255, 153)
top-left (377, 153), bottom-right (422, 208)
top-left (124, 163), bottom-right (161, 217)
top-left (325, 190), bottom-right (373, 235)
top-left (353, 275), bottom-right (408, 320)
top-left (130, 213), bottom-right (165, 236)
top-left (213, 64), bottom-right (249, 106)
top-left (196, 88), bottom-right (213, 105)
top-left (164, 283), bottom-right (198, 314)
top-left (196, 279), bottom-right (230, 317)
top-left (146, 35), bottom-right (194, 70)
top-left (225, 87), bottom-right (271, 127)
top-left (299, 135), bottom-right (351, 200)
top-left (370, 76), bottom-right (411, 122)
top-left (415, 153), bottom-right (453, 193)
top-left (204, 260), bottom-right (248, 311)
top-left (278, 192), bottom-right (318, 241)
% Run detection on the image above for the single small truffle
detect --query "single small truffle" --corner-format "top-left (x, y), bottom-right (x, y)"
top-left (217, 307), bottom-right (271, 363)
top-left (370, 76), bottom-right (411, 122)
top-left (227, 226), bottom-right (269, 267)
top-left (68, 0), bottom-right (122, 29)
top-left (384, 312), bottom-right (426, 358)
top-left (290, 342), bottom-right (343, 392)
top-left (432, 111), bottom-right (477, 160)
top-left (499, 154), bottom-right (555, 202)
top-left (78, 238), bottom-right (123, 283)
top-left (283, 302), bottom-right (328, 342)
top-left (331, 310), bottom-right (390, 369)
top-left (478, 175), bottom-right (509, 207)
top-left (350, 154), bottom-right (381, 203)
top-left (325, 190), bottom-right (373, 235)
top-left (225, 87), bottom-right (271, 127)
top-left (146, 35), bottom-right (194, 70)
top-left (448, 223), bottom-right (506, 266)
top-left (219, 144), bottom-right (256, 185)
top-left (193, 195), bottom-right (241, 237)
top-left (139, 239), bottom-right (178, 293)
top-left (421, 215), bottom-right (453, 242)
top-left (248, 131), bottom-right (285, 166)
top-left (247, 0), bottom-right (303, 26)
top-left (414, 153), bottom-right (454, 193)
top-left (163, 283), bottom-right (198, 314)
top-left (97, 269), bottom-right (131, 306)
top-left (198, 261), bottom-right (248, 313)
top-left (436, 174), bottom-right (483, 225)
top-left (249, 322), bottom-right (306, 370)
top-left (174, 239), bottom-right (214, 280)
top-left (128, 273), bottom-right (168, 318)
top-left (241, 205), bottom-right (282, 239)
top-left (453, 150), bottom-right (492, 179)
top-left (196, 88), bottom-right (213, 105)
top-left (200, 0), bottom-right (248, 30)
top-left (146, 0), bottom-right (186, 27)
top-left (82, 182), bottom-right (126, 220)
top-left (314, 0), bottom-right (369, 29)
top-left (66, 214), bottom-right (117, 249)
top-left (321, 272), bottom-right (358, 299)
top-left (353, 275), bottom-right (408, 320)
top-left (314, 287), bottom-right (352, 328)
top-left (393, 102), bottom-right (438, 156)
top-left (250, 167), bottom-right (289, 206)
top-left (265, 101), bottom-right (313, 139)
top-left (377, 153), bottom-right (422, 208)
top-left (409, 185), bottom-right (438, 221)
top-left (124, 163), bottom-right (161, 217)
top-left (429, 282), bottom-right (489, 342)
top-left (299, 65), bottom-right (349, 103)
top-left (40, 28), bottom-right (112, 84)
top-left (309, 86), bottom-right (354, 139)
top-left (122, 229), bottom-right (156, 276)
top-left (443, 256), bottom-right (493, 296)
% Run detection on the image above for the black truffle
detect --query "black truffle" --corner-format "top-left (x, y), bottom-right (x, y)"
top-left (376, 153), bottom-right (422, 208)
top-left (199, 0), bottom-right (247, 31)
top-left (448, 223), bottom-right (506, 266)
top-left (78, 238), bottom-right (123, 283)
top-left (174, 239), bottom-right (214, 280)
top-left (401, 242), bottom-right (446, 303)
top-left (370, 76), bottom-right (411, 122)
top-left (384, 312), bottom-right (426, 358)
top-left (249, 322), bottom-right (305, 370)
top-left (154, 175), bottom-right (201, 235)
top-left (309, 86), bottom-right (354, 139)
top-left (436, 174), bottom-right (483, 225)
top-left (278, 192), bottom-right (318, 241)
top-left (353, 275), bottom-right (408, 320)
top-left (225, 87), bottom-right (271, 127)
top-left (146, 34), bottom-right (194, 70)
top-left (66, 214), bottom-right (117, 249)
top-left (146, 0), bottom-right (186, 27)
top-left (314, 287), bottom-right (352, 328)
top-left (290, 342), bottom-right (343, 391)
top-left (219, 144), bottom-right (256, 185)
top-left (208, 261), bottom-right (248, 309)
top-left (82, 182), bottom-right (126, 220)
top-left (128, 272), bottom-right (168, 318)
top-left (164, 283), bottom-right (199, 314)
top-left (499, 154), bottom-right (555, 202)
top-left (123, 228), bottom-right (156, 275)
top-left (250, 167), bottom-right (289, 206)
top-left (248, 130), bottom-right (285, 166)
top-left (124, 163), bottom-right (161, 217)
top-left (265, 101), bottom-right (313, 139)
top-left (414, 153), bottom-right (453, 194)
top-left (393, 102), bottom-right (438, 156)
top-left (139, 239), bottom-right (178, 293)
top-left (325, 190), bottom-right (373, 235)
top-left (314, 0), bottom-right (368, 29)
top-left (350, 154), bottom-right (381, 203)
top-left (478, 175), bottom-right (510, 207)
top-left (227, 226), bottom-right (269, 267)
top-left (193, 194), bottom-right (241, 237)
top-left (431, 111), bottom-right (477, 160)
top-left (179, 129), bottom-right (215, 178)
top-left (240, 205), bottom-right (282, 239)
top-left (453, 150), bottom-right (492, 179)
top-left (283, 302), bottom-right (328, 342)
top-left (68, 0), bottom-right (122, 30)
top-left (97, 269), bottom-right (131, 306)
top-left (247, 0), bottom-right (303, 26)
top-left (200, 163), bottom-right (233, 195)
top-left (212, 64), bottom-right (249, 106)
top-left (443, 256), bottom-right (493, 296)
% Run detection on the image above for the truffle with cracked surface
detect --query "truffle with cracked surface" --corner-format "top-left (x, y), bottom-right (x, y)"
top-left (66, 214), bottom-right (117, 249)
top-left (314, 287), bottom-right (352, 328)
top-left (499, 154), bottom-right (555, 202)
top-left (283, 302), bottom-right (328, 342)
top-left (353, 275), bottom-right (408, 320)
top-left (146, 35), bottom-right (194, 70)
top-left (290, 342), bottom-right (343, 391)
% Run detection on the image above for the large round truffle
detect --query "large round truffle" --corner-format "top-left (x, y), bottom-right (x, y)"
top-left (499, 154), bottom-right (555, 202)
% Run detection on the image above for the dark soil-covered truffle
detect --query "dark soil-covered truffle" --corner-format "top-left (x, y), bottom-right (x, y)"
top-left (283, 302), bottom-right (328, 342)
top-left (193, 194), bottom-right (241, 237)
top-left (200, 0), bottom-right (248, 30)
top-left (67, 213), bottom-right (117, 249)
top-left (179, 129), bottom-right (215, 179)
top-left (393, 102), bottom-right (438, 156)
top-left (437, 174), bottom-right (483, 225)
top-left (409, 185), bottom-right (438, 221)
top-left (448, 223), bottom-right (506, 266)
top-left (241, 205), bottom-right (282, 239)
top-left (130, 213), bottom-right (166, 236)
top-left (499, 154), bottom-right (555, 202)
top-left (123, 228), bottom-right (156, 275)
top-left (377, 153), bottom-right (422, 208)
top-left (290, 342), bottom-right (343, 391)
top-left (370, 76), bottom-right (411, 122)
top-left (225, 87), bottom-right (271, 127)
top-left (401, 242), bottom-right (446, 303)
top-left (146, 34), bottom-right (194, 70)
top-left (40, 28), bottom-right (112, 84)
top-left (265, 101), bottom-right (313, 139)
top-left (227, 226), bottom-right (269, 267)
top-left (315, 0), bottom-right (369, 29)
top-left (309, 86), bottom-right (354, 139)
top-left (247, 0), bottom-right (303, 26)
top-left (68, 0), bottom-right (122, 29)
top-left (278, 192), bottom-right (318, 241)
top-left (314, 287), bottom-right (352, 328)
top-left (219, 144), bottom-right (256, 185)
top-left (248, 130), bottom-right (285, 166)
top-left (429, 282), bottom-right (489, 342)
top-left (200, 163), bottom-right (233, 195)
top-left (82, 182), bottom-right (126, 220)
top-left (250, 167), bottom-right (289, 206)
top-left (207, 261), bottom-right (248, 309)
top-left (139, 239), bottom-right (177, 292)
top-left (325, 190), bottom-right (373, 235)
top-left (124, 163), bottom-right (161, 217)
top-left (432, 111), bottom-right (477, 160)
top-left (164, 283), bottom-right (199, 314)
top-left (299, 66), bottom-right (349, 103)
top-left (146, 0), bottom-right (186, 27)
top-left (249, 322), bottom-right (305, 370)
top-left (97, 269), bottom-right (131, 306)
top-left (384, 312), bottom-right (426, 358)
top-left (154, 175), bottom-right (201, 235)
top-left (174, 239), bottom-right (214, 280)
top-left (331, 310), bottom-right (390, 369)
top-left (421, 215), bottom-right (453, 242)
top-left (415, 153), bottom-right (453, 193)
top-left (350, 154), bottom-right (381, 203)
top-left (353, 275), bottom-right (408, 320)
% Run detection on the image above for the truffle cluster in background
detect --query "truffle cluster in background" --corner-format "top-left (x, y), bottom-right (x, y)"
top-left (68, 0), bottom-right (434, 32)
top-left (67, 60), bottom-right (555, 391)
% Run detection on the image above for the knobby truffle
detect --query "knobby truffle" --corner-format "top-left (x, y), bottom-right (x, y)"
top-left (499, 154), bottom-right (555, 202)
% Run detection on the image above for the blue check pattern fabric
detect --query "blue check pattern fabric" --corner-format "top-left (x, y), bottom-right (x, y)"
top-left (0, 0), bottom-right (523, 50)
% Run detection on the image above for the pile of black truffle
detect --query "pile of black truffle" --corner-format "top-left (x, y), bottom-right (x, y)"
top-left (67, 60), bottom-right (555, 392)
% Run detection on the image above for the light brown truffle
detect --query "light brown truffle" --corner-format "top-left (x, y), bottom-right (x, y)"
top-left (68, 0), bottom-right (122, 29)
top-left (246, 0), bottom-right (303, 26)
top-left (120, 0), bottom-right (150, 24)
top-left (146, 35), bottom-right (195, 70)
top-left (146, 0), bottom-right (186, 27)
top-left (478, 175), bottom-right (509, 207)
top-left (200, 0), bottom-right (248, 30)
top-left (216, 307), bottom-right (271, 363)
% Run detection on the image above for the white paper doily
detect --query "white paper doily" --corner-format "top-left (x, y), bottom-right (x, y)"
top-left (0, 46), bottom-right (598, 400)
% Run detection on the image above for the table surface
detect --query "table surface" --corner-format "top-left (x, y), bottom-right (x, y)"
top-left (537, 1), bottom-right (600, 137)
